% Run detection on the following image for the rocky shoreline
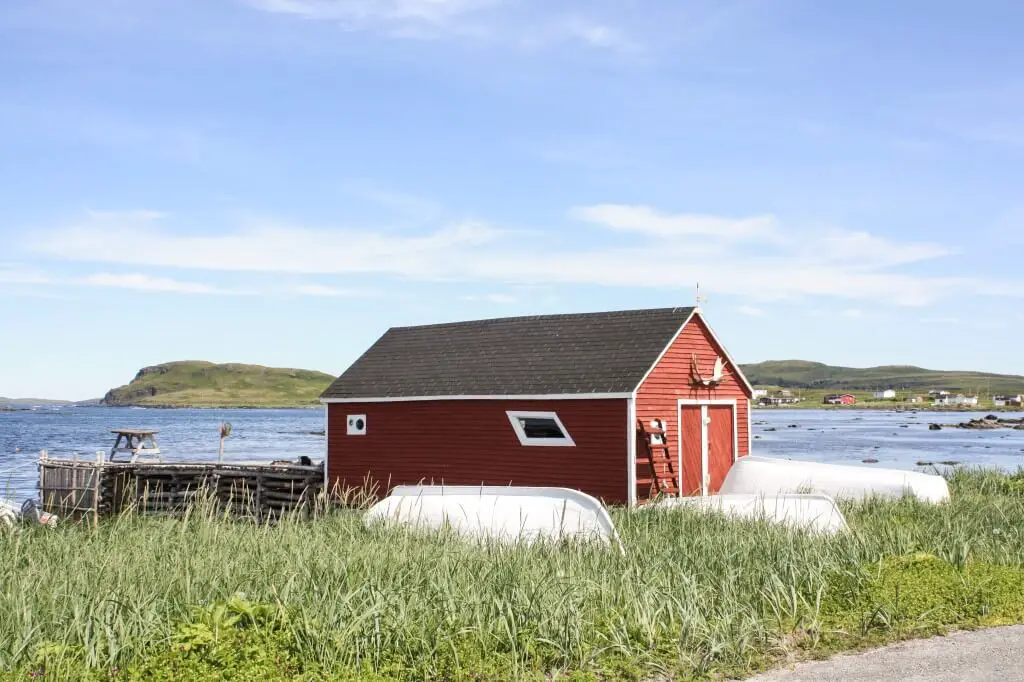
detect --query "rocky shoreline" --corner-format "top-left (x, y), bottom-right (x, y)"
top-left (930, 415), bottom-right (1024, 431)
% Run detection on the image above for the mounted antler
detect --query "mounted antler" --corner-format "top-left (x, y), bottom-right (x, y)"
top-left (691, 354), bottom-right (724, 387)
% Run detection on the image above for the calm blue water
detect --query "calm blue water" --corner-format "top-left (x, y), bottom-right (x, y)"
top-left (752, 409), bottom-right (1024, 471)
top-left (0, 406), bottom-right (324, 501)
top-left (1, 406), bottom-right (1023, 502)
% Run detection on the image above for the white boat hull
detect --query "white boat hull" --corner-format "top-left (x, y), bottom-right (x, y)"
top-left (364, 485), bottom-right (622, 549)
top-left (644, 493), bottom-right (849, 535)
top-left (0, 500), bottom-right (16, 528)
top-left (1, 499), bottom-right (58, 528)
top-left (720, 456), bottom-right (950, 503)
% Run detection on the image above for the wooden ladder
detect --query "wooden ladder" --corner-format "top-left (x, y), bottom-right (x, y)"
top-left (637, 418), bottom-right (679, 499)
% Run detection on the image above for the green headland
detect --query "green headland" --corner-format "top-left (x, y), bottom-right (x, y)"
top-left (741, 360), bottom-right (1024, 394)
top-left (101, 361), bottom-right (336, 408)
top-left (742, 360), bottom-right (1024, 409)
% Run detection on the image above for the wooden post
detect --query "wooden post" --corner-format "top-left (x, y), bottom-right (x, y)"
top-left (38, 450), bottom-right (46, 509)
top-left (93, 451), bottom-right (103, 526)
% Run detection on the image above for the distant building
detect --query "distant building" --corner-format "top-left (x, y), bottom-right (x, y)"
top-left (824, 394), bottom-right (856, 406)
top-left (758, 396), bottom-right (801, 406)
top-left (756, 389), bottom-right (801, 406)
top-left (993, 395), bottom-right (1024, 407)
top-left (872, 389), bottom-right (897, 400)
top-left (933, 394), bottom-right (978, 406)
top-left (752, 389), bottom-right (768, 399)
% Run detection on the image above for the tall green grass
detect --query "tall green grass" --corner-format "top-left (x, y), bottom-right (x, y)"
top-left (2, 468), bottom-right (1023, 680)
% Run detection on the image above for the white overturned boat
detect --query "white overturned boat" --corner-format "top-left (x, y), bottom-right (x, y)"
top-left (643, 493), bottom-right (848, 536)
top-left (721, 456), bottom-right (950, 503)
top-left (364, 485), bottom-right (622, 550)
top-left (1, 499), bottom-right (57, 528)
top-left (0, 500), bottom-right (17, 528)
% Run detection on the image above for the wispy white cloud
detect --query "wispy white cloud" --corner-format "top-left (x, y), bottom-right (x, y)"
top-left (248, 0), bottom-right (496, 22)
top-left (32, 210), bottom-right (503, 277)
top-left (520, 16), bottom-right (639, 53)
top-left (244, 0), bottom-right (647, 51)
top-left (808, 229), bottom-right (954, 268)
top-left (462, 292), bottom-right (517, 304)
top-left (340, 180), bottom-right (442, 221)
top-left (28, 204), bottom-right (1020, 307)
top-left (736, 305), bottom-right (765, 317)
top-left (0, 263), bottom-right (50, 285)
top-left (245, 0), bottom-right (501, 39)
top-left (76, 273), bottom-right (247, 295)
top-left (841, 308), bottom-right (864, 318)
top-left (290, 283), bottom-right (374, 297)
top-left (0, 103), bottom-right (210, 164)
top-left (561, 21), bottom-right (632, 51)
top-left (570, 204), bottom-right (778, 240)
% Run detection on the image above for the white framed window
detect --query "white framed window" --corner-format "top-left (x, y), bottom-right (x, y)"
top-left (506, 411), bottom-right (575, 447)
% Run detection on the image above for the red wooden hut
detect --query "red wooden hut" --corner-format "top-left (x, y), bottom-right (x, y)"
top-left (321, 306), bottom-right (753, 506)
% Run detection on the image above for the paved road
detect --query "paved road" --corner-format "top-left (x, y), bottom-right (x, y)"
top-left (748, 625), bottom-right (1024, 681)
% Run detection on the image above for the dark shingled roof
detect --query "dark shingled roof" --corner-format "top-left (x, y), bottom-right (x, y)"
top-left (321, 307), bottom-right (695, 399)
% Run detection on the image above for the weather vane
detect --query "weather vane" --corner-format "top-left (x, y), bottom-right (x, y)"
top-left (695, 281), bottom-right (706, 309)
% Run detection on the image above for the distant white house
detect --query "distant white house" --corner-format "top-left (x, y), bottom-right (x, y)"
top-left (752, 389), bottom-right (768, 399)
top-left (872, 389), bottom-right (897, 400)
top-left (993, 395), bottom-right (1024, 407)
top-left (934, 394), bottom-right (978, 406)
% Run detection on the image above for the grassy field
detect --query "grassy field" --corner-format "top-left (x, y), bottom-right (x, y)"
top-left (741, 360), bottom-right (1024, 396)
top-left (2, 469), bottom-right (1024, 680)
top-left (101, 361), bottom-right (336, 408)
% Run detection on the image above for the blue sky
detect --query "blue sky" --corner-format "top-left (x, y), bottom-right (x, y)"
top-left (2, 0), bottom-right (1023, 400)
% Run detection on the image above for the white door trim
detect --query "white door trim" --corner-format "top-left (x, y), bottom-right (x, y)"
top-left (746, 398), bottom-right (751, 457)
top-left (626, 396), bottom-right (637, 508)
top-left (323, 403), bottom-right (330, 492)
top-left (700, 405), bottom-right (710, 496)
top-left (678, 398), bottom-right (738, 497)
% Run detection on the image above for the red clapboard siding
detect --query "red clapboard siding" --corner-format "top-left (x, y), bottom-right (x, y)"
top-left (679, 405), bottom-right (703, 496)
top-left (635, 313), bottom-right (751, 501)
top-left (707, 404), bottom-right (735, 493)
top-left (327, 399), bottom-right (629, 505)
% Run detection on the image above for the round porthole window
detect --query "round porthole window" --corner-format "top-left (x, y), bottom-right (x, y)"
top-left (355, 418), bottom-right (365, 430)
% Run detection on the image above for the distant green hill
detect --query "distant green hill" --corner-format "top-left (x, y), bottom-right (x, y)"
top-left (740, 360), bottom-right (1024, 394)
top-left (0, 397), bottom-right (75, 405)
top-left (102, 361), bottom-right (336, 408)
